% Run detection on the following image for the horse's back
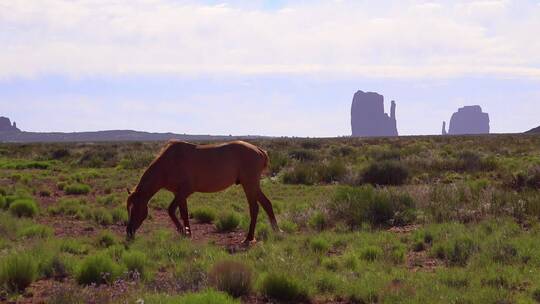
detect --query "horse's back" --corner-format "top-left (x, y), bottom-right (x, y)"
top-left (160, 141), bottom-right (266, 192)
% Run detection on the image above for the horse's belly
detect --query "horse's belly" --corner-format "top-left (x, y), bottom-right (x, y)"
top-left (195, 179), bottom-right (235, 193)
top-left (191, 170), bottom-right (237, 193)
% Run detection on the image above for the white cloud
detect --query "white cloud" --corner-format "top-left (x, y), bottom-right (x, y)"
top-left (0, 0), bottom-right (539, 79)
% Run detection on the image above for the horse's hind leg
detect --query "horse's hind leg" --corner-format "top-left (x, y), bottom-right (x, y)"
top-left (168, 197), bottom-right (185, 234)
top-left (242, 184), bottom-right (259, 244)
top-left (257, 188), bottom-right (280, 232)
top-left (177, 191), bottom-right (192, 237)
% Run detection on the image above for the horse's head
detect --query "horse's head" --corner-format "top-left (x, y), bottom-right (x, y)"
top-left (126, 189), bottom-right (148, 239)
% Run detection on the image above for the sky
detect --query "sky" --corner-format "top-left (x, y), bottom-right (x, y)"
top-left (1, 0), bottom-right (539, 137)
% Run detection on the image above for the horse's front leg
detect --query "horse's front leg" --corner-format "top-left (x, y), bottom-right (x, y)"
top-left (168, 197), bottom-right (185, 235)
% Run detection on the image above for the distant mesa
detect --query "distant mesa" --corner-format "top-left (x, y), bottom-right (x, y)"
top-left (526, 126), bottom-right (540, 134)
top-left (351, 90), bottom-right (398, 137)
top-left (0, 116), bottom-right (20, 132)
top-left (0, 114), bottom-right (266, 143)
top-left (442, 105), bottom-right (490, 135)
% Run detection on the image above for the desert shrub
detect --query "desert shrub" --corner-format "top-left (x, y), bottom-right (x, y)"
top-left (77, 150), bottom-right (118, 168)
top-left (455, 151), bottom-right (497, 172)
top-left (481, 270), bottom-right (518, 290)
top-left (0, 253), bottom-right (37, 293)
top-left (413, 240), bottom-right (425, 252)
top-left (513, 166), bottom-right (540, 190)
top-left (56, 181), bottom-right (67, 191)
top-left (526, 166), bottom-right (540, 189)
top-left (39, 254), bottom-right (71, 280)
top-left (315, 273), bottom-right (339, 293)
top-left (368, 146), bottom-right (401, 161)
top-left (389, 244), bottom-right (407, 264)
top-left (111, 207), bottom-right (128, 224)
top-left (77, 253), bottom-right (119, 285)
top-left (288, 149), bottom-right (316, 162)
top-left (93, 208), bottom-right (113, 226)
top-left (50, 148), bottom-right (70, 160)
top-left (96, 194), bottom-right (119, 206)
top-left (389, 193), bottom-right (417, 226)
top-left (328, 186), bottom-right (416, 228)
top-left (300, 140), bottom-right (321, 149)
top-left (268, 151), bottom-right (288, 176)
top-left (310, 237), bottom-right (330, 253)
top-left (283, 163), bottom-right (318, 185)
top-left (432, 237), bottom-right (477, 267)
top-left (174, 261), bottom-right (208, 291)
top-left (64, 183), bottom-right (91, 195)
top-left (208, 260), bottom-right (252, 298)
top-left (490, 241), bottom-right (519, 264)
top-left (280, 220), bottom-right (298, 233)
top-left (533, 288), bottom-right (540, 302)
top-left (348, 283), bottom-right (379, 304)
top-left (60, 239), bottom-right (89, 255)
top-left (123, 251), bottom-right (148, 279)
top-left (308, 211), bottom-right (328, 231)
top-left (439, 270), bottom-right (470, 289)
top-left (216, 212), bottom-right (240, 232)
top-left (255, 223), bottom-right (271, 241)
top-left (331, 145), bottom-right (355, 157)
top-left (18, 224), bottom-right (53, 239)
top-left (9, 198), bottom-right (38, 217)
top-left (0, 160), bottom-right (52, 170)
top-left (261, 273), bottom-right (309, 302)
top-left (118, 153), bottom-right (154, 170)
top-left (360, 246), bottom-right (383, 262)
top-left (317, 159), bottom-right (347, 183)
top-left (192, 207), bottom-right (216, 224)
top-left (362, 160), bottom-right (409, 186)
top-left (48, 199), bottom-right (90, 219)
top-left (144, 290), bottom-right (239, 304)
top-left (97, 231), bottom-right (117, 248)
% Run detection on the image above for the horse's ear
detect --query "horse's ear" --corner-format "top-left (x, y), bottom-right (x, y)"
top-left (126, 188), bottom-right (132, 195)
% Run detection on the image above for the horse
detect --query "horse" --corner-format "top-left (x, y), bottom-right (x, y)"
top-left (126, 140), bottom-right (280, 244)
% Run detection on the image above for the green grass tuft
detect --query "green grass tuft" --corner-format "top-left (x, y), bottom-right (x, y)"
top-left (209, 260), bottom-right (252, 298)
top-left (261, 273), bottom-right (309, 302)
top-left (192, 207), bottom-right (217, 224)
top-left (64, 183), bottom-right (91, 195)
top-left (123, 250), bottom-right (148, 279)
top-left (0, 253), bottom-right (37, 293)
top-left (76, 253), bottom-right (120, 286)
top-left (9, 199), bottom-right (38, 218)
top-left (216, 212), bottom-right (240, 232)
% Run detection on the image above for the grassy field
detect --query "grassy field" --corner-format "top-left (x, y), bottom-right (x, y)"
top-left (1, 135), bottom-right (540, 303)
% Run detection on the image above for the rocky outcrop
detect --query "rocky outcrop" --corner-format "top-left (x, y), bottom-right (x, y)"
top-left (446, 106), bottom-right (490, 135)
top-left (0, 117), bottom-right (20, 132)
top-left (351, 90), bottom-right (398, 137)
top-left (442, 121), bottom-right (448, 135)
top-left (526, 126), bottom-right (540, 134)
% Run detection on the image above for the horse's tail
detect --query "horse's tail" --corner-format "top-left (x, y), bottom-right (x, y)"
top-left (258, 147), bottom-right (270, 175)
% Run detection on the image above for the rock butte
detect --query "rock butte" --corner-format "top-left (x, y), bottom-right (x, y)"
top-left (351, 90), bottom-right (398, 137)
top-left (443, 106), bottom-right (490, 135)
top-left (0, 116), bottom-right (20, 132)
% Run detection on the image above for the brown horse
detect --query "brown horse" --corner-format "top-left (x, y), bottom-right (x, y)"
top-left (126, 140), bottom-right (280, 244)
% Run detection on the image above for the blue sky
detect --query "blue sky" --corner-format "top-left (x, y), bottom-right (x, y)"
top-left (1, 0), bottom-right (539, 136)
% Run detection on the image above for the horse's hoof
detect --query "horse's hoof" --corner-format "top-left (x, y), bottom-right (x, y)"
top-left (242, 238), bottom-right (257, 246)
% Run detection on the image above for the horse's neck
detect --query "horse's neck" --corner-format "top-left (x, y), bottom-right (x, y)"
top-left (135, 163), bottom-right (162, 200)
